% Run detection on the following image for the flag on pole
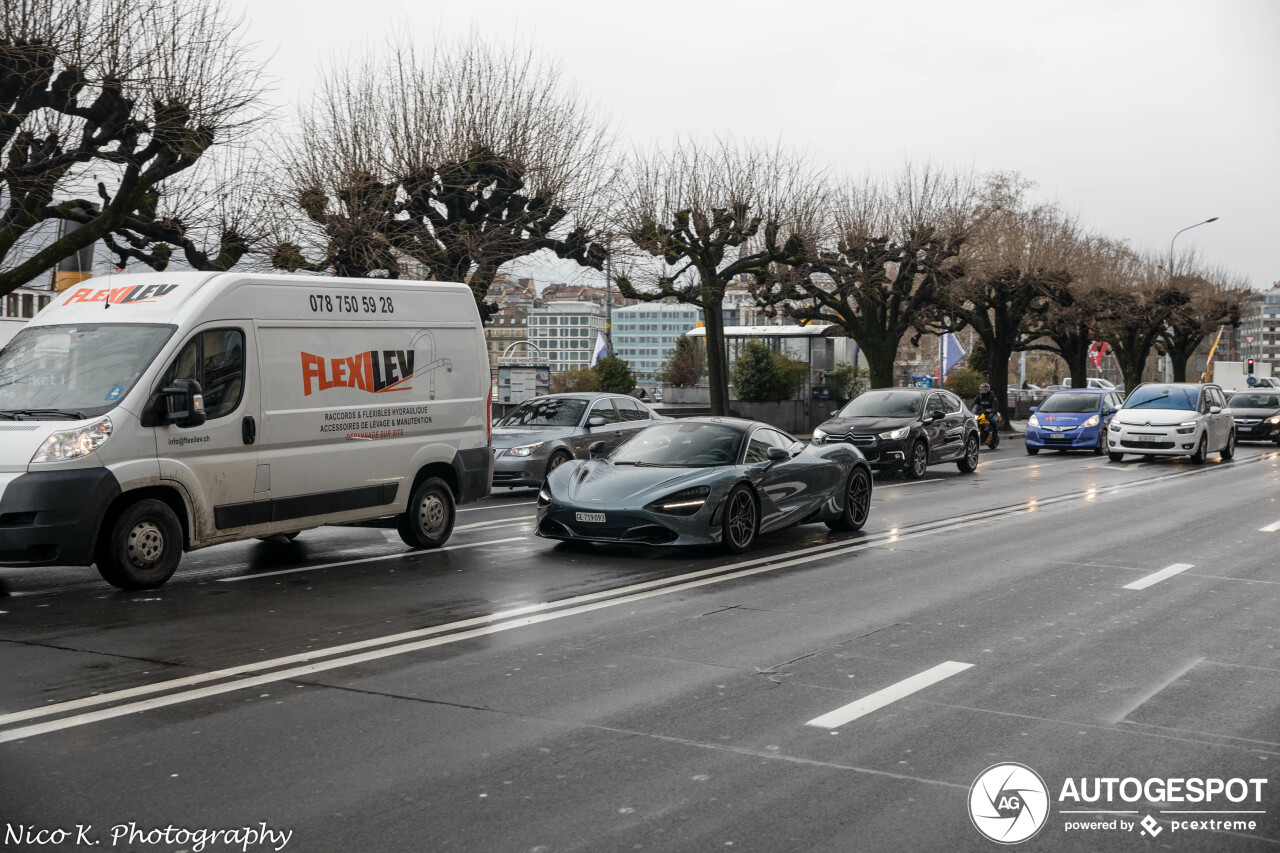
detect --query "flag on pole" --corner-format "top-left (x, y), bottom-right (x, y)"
top-left (589, 332), bottom-right (608, 368)
top-left (940, 332), bottom-right (965, 381)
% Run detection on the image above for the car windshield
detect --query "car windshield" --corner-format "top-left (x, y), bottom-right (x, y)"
top-left (1227, 392), bottom-right (1280, 409)
top-left (1038, 393), bottom-right (1102, 414)
top-left (496, 397), bottom-right (587, 427)
top-left (1123, 386), bottom-right (1198, 411)
top-left (0, 323), bottom-right (175, 419)
top-left (610, 422), bottom-right (745, 467)
top-left (836, 390), bottom-right (924, 418)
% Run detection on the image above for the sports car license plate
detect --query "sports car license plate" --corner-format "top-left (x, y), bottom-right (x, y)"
top-left (575, 512), bottom-right (606, 523)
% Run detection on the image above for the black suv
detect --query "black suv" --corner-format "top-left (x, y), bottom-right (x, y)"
top-left (811, 387), bottom-right (981, 479)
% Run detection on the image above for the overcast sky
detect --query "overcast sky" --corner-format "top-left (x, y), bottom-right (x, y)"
top-left (229, 0), bottom-right (1280, 290)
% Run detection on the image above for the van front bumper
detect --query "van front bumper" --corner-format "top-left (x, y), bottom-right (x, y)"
top-left (0, 468), bottom-right (121, 567)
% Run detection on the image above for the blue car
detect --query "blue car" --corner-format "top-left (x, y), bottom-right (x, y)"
top-left (1025, 389), bottom-right (1124, 455)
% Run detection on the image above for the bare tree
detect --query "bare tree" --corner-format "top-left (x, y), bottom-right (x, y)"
top-left (0, 0), bottom-right (267, 294)
top-left (1024, 234), bottom-right (1119, 389)
top-left (932, 175), bottom-right (1081, 420)
top-left (1095, 250), bottom-right (1184, 391)
top-left (273, 34), bottom-right (614, 313)
top-left (1159, 258), bottom-right (1246, 382)
top-left (613, 138), bottom-right (825, 416)
top-left (754, 164), bottom-right (981, 389)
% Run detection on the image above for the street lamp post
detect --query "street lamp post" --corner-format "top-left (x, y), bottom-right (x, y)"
top-left (1166, 217), bottom-right (1219, 380)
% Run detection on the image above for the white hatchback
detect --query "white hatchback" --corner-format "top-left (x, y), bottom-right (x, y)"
top-left (1107, 383), bottom-right (1235, 464)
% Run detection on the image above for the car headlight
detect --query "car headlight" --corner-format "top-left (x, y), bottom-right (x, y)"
top-left (812, 427), bottom-right (828, 442)
top-left (1027, 414), bottom-right (1040, 428)
top-left (1267, 416), bottom-right (1280, 425)
top-left (1179, 421), bottom-right (1197, 427)
top-left (506, 442), bottom-right (544, 457)
top-left (878, 426), bottom-right (910, 441)
top-left (645, 485), bottom-right (711, 516)
top-left (1175, 426), bottom-right (1196, 434)
top-left (31, 417), bottom-right (113, 463)
top-left (1083, 415), bottom-right (1099, 427)
top-left (538, 485), bottom-right (551, 506)
top-left (1109, 423), bottom-right (1121, 432)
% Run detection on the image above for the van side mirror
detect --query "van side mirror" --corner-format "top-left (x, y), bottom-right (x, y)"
top-left (163, 378), bottom-right (206, 428)
top-left (588, 441), bottom-right (605, 459)
top-left (587, 416), bottom-right (606, 428)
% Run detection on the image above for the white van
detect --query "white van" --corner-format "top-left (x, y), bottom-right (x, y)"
top-left (0, 272), bottom-right (492, 589)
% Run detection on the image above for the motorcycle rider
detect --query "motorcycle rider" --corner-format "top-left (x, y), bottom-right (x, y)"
top-left (970, 383), bottom-right (999, 419)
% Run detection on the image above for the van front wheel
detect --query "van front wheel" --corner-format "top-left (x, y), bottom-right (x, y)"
top-left (97, 499), bottom-right (183, 590)
top-left (397, 477), bottom-right (455, 549)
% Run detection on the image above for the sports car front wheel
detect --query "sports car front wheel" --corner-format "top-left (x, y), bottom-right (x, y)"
top-left (722, 485), bottom-right (758, 553)
top-left (827, 468), bottom-right (871, 532)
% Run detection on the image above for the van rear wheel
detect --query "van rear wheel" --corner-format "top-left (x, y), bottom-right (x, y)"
top-left (397, 477), bottom-right (455, 549)
top-left (96, 499), bottom-right (183, 590)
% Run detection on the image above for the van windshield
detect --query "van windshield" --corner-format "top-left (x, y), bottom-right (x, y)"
top-left (0, 324), bottom-right (175, 419)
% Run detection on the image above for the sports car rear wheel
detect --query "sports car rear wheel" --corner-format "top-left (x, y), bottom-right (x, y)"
top-left (827, 468), bottom-right (871, 532)
top-left (722, 485), bottom-right (758, 553)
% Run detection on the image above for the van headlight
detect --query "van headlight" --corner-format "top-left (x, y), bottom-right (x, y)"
top-left (32, 417), bottom-right (113, 463)
top-left (506, 442), bottom-right (544, 457)
top-left (1083, 415), bottom-right (1099, 427)
top-left (878, 426), bottom-right (910, 440)
top-left (645, 485), bottom-right (711, 516)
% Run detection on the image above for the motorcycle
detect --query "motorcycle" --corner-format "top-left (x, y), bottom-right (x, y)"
top-left (976, 410), bottom-right (1004, 449)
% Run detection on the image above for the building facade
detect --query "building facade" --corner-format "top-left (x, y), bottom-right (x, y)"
top-left (1237, 283), bottom-right (1280, 373)
top-left (527, 301), bottom-right (606, 373)
top-left (611, 303), bottom-right (703, 384)
top-left (484, 307), bottom-right (529, 373)
top-left (1, 286), bottom-right (56, 348)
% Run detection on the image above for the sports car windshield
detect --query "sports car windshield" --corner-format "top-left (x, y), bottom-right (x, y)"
top-left (496, 397), bottom-right (587, 427)
top-left (611, 422), bottom-right (745, 467)
top-left (836, 390), bottom-right (924, 418)
top-left (1038, 393), bottom-right (1102, 414)
top-left (1123, 386), bottom-right (1198, 411)
top-left (1227, 392), bottom-right (1280, 409)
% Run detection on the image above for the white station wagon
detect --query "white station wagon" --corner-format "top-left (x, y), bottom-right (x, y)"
top-left (1107, 382), bottom-right (1235, 464)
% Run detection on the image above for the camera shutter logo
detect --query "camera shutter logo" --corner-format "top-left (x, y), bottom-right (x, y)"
top-left (969, 763), bottom-right (1050, 844)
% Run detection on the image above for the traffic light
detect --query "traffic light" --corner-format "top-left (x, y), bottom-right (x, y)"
top-left (1248, 358), bottom-right (1255, 375)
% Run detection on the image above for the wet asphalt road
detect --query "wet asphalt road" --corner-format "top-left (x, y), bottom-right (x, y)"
top-left (1, 442), bottom-right (1279, 852)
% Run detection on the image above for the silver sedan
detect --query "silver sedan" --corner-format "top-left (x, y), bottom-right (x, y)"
top-left (491, 393), bottom-right (667, 488)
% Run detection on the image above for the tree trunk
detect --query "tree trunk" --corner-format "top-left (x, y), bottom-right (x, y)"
top-left (1061, 341), bottom-right (1090, 390)
top-left (986, 340), bottom-right (1015, 427)
top-left (703, 301), bottom-right (729, 416)
top-left (861, 339), bottom-right (897, 390)
top-left (1110, 331), bottom-right (1151, 393)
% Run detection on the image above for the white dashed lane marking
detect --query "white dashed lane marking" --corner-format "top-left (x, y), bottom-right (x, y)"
top-left (805, 661), bottom-right (974, 729)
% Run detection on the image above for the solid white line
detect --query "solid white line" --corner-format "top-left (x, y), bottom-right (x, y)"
top-left (458, 501), bottom-right (535, 513)
top-left (1123, 563), bottom-right (1196, 590)
top-left (876, 478), bottom-right (942, 489)
top-left (214, 537), bottom-right (526, 583)
top-left (1260, 520), bottom-right (1280, 533)
top-left (805, 661), bottom-right (974, 729)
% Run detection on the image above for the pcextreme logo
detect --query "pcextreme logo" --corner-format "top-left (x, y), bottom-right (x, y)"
top-left (62, 283), bottom-right (179, 305)
top-left (301, 350), bottom-right (414, 396)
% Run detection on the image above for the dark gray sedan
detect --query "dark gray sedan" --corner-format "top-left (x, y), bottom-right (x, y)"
top-left (491, 393), bottom-right (667, 487)
top-left (536, 418), bottom-right (872, 552)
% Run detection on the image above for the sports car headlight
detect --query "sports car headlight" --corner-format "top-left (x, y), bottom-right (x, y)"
top-left (812, 427), bottom-right (828, 443)
top-left (645, 485), bottom-right (711, 516)
top-left (32, 417), bottom-right (113, 463)
top-left (1083, 415), bottom-right (1100, 427)
top-left (1266, 416), bottom-right (1280, 425)
top-left (1027, 414), bottom-right (1040, 428)
top-left (878, 426), bottom-right (910, 441)
top-left (538, 485), bottom-right (551, 506)
top-left (506, 442), bottom-right (544, 457)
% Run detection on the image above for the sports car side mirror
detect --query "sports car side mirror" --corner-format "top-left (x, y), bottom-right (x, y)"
top-left (588, 441), bottom-right (605, 459)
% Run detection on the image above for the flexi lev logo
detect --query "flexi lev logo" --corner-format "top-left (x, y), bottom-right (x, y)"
top-left (301, 350), bottom-right (414, 396)
top-left (62, 283), bottom-right (179, 305)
